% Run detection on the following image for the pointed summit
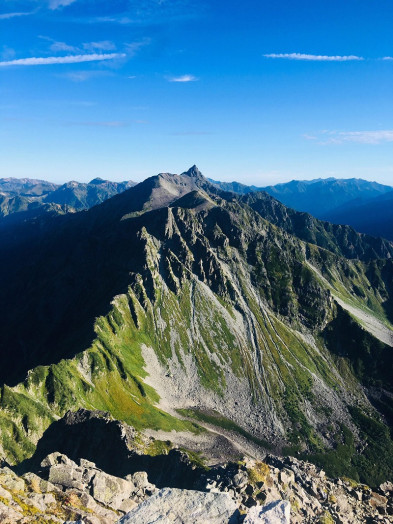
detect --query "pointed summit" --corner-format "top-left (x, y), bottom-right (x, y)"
top-left (182, 165), bottom-right (203, 179)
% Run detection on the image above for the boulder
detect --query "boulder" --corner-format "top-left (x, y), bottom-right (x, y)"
top-left (90, 470), bottom-right (135, 510)
top-left (117, 487), bottom-right (240, 523)
top-left (48, 462), bottom-right (84, 490)
top-left (233, 471), bottom-right (249, 489)
top-left (22, 471), bottom-right (60, 493)
top-left (244, 500), bottom-right (290, 524)
top-left (279, 469), bottom-right (295, 486)
top-left (0, 466), bottom-right (25, 493)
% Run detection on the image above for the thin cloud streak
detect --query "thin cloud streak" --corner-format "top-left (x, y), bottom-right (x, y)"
top-left (305, 130), bottom-right (393, 144)
top-left (0, 53), bottom-right (125, 67)
top-left (83, 41), bottom-right (116, 52)
top-left (168, 74), bottom-right (198, 82)
top-left (59, 70), bottom-right (114, 82)
top-left (0, 11), bottom-right (34, 19)
top-left (335, 130), bottom-right (393, 144)
top-left (264, 53), bottom-right (364, 61)
top-left (171, 131), bottom-right (213, 136)
top-left (48, 0), bottom-right (77, 9)
top-left (65, 121), bottom-right (129, 127)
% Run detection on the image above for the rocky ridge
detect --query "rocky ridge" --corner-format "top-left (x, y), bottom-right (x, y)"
top-left (0, 448), bottom-right (392, 523)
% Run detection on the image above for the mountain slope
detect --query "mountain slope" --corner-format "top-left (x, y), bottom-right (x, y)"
top-left (325, 191), bottom-right (393, 241)
top-left (241, 191), bottom-right (393, 262)
top-left (0, 167), bottom-right (393, 487)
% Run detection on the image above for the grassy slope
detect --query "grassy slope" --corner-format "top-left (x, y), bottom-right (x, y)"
top-left (0, 260), bottom-right (341, 466)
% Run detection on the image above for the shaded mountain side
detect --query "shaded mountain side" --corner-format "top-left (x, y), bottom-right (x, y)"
top-left (0, 169), bottom-right (392, 385)
top-left (0, 195), bottom-right (69, 225)
top-left (241, 191), bottom-right (393, 261)
top-left (325, 191), bottom-right (393, 241)
top-left (0, 167), bottom-right (393, 486)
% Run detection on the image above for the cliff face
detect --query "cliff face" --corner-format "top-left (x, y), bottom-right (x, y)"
top-left (0, 167), bottom-right (393, 486)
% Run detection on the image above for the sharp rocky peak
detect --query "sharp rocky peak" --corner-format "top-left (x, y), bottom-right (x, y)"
top-left (181, 165), bottom-right (204, 179)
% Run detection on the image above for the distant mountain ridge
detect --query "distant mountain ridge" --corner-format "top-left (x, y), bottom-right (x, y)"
top-left (209, 176), bottom-right (393, 216)
top-left (209, 176), bottom-right (393, 240)
top-left (0, 176), bottom-right (136, 225)
top-left (4, 175), bottom-right (392, 241)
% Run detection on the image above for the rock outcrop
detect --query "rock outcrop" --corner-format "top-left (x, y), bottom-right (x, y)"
top-left (244, 500), bottom-right (290, 524)
top-left (0, 452), bottom-right (157, 523)
top-left (118, 487), bottom-right (240, 523)
top-left (1, 450), bottom-right (393, 523)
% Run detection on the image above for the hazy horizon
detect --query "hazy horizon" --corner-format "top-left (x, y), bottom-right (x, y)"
top-left (1, 169), bottom-right (393, 189)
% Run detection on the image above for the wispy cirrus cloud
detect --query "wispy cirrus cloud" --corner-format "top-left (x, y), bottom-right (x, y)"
top-left (264, 53), bottom-right (364, 61)
top-left (48, 0), bottom-right (77, 9)
top-left (0, 53), bottom-right (125, 67)
top-left (88, 0), bottom-right (200, 25)
top-left (59, 69), bottom-right (114, 82)
top-left (305, 130), bottom-right (393, 145)
top-left (38, 36), bottom-right (146, 62)
top-left (82, 41), bottom-right (116, 52)
top-left (65, 120), bottom-right (129, 127)
top-left (124, 39), bottom-right (151, 57)
top-left (64, 119), bottom-right (148, 127)
top-left (171, 131), bottom-right (213, 136)
top-left (50, 41), bottom-right (78, 53)
top-left (168, 74), bottom-right (198, 82)
top-left (39, 36), bottom-right (116, 54)
top-left (0, 11), bottom-right (35, 19)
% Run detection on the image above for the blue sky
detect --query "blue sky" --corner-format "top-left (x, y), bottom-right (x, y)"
top-left (1, 0), bottom-right (393, 185)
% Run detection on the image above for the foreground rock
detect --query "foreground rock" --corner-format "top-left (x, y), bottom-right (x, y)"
top-left (1, 449), bottom-right (393, 523)
top-left (244, 500), bottom-right (290, 524)
top-left (196, 455), bottom-right (393, 523)
top-left (118, 487), bottom-right (240, 523)
top-left (0, 452), bottom-right (157, 523)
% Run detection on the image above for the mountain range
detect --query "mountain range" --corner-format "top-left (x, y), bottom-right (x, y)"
top-left (0, 176), bottom-right (136, 227)
top-left (2, 174), bottom-right (392, 242)
top-left (210, 177), bottom-right (393, 241)
top-left (0, 166), bottom-right (393, 490)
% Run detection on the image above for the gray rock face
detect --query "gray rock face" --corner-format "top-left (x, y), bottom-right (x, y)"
top-left (91, 469), bottom-right (135, 510)
top-left (244, 500), bottom-right (290, 524)
top-left (118, 487), bottom-right (240, 524)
